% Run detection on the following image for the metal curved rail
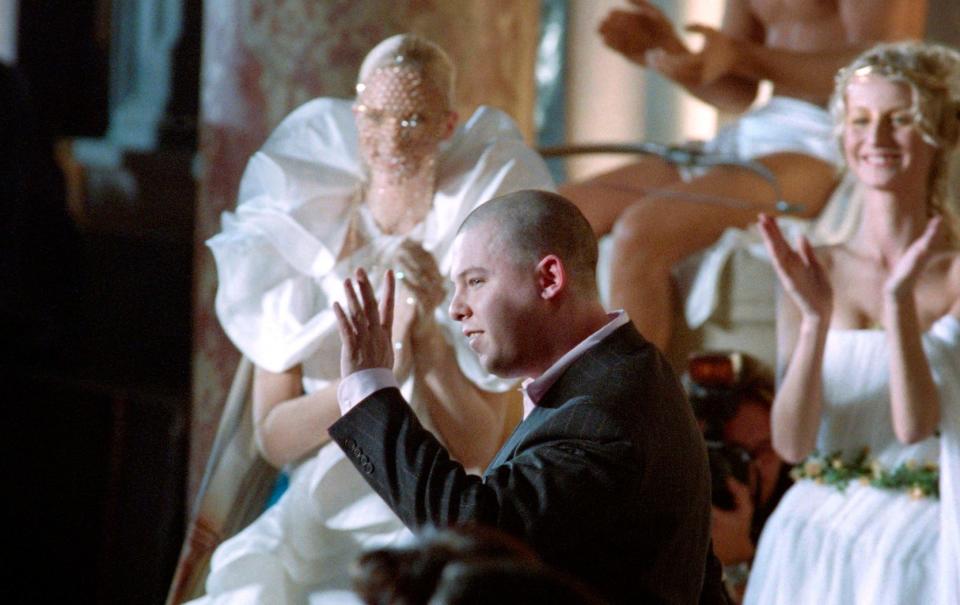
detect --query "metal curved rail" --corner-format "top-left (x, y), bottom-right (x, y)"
top-left (539, 142), bottom-right (806, 215)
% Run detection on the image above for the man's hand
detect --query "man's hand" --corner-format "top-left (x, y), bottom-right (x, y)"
top-left (644, 25), bottom-right (738, 89)
top-left (599, 0), bottom-right (687, 66)
top-left (333, 268), bottom-right (396, 378)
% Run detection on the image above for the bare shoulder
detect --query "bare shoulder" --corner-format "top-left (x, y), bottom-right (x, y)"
top-left (837, 0), bottom-right (927, 42)
top-left (749, 0), bottom-right (844, 44)
top-left (749, 0), bottom-right (838, 24)
top-left (920, 248), bottom-right (960, 317)
top-left (748, 0), bottom-right (925, 48)
top-left (944, 249), bottom-right (960, 300)
top-left (948, 251), bottom-right (960, 318)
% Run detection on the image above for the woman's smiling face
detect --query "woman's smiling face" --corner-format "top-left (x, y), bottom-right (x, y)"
top-left (842, 73), bottom-right (937, 193)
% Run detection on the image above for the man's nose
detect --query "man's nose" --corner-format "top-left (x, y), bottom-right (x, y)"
top-left (448, 291), bottom-right (469, 321)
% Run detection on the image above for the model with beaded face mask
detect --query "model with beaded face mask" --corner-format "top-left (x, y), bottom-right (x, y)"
top-left (746, 42), bottom-right (960, 604)
top-left (353, 35), bottom-right (458, 233)
top-left (193, 34), bottom-right (554, 604)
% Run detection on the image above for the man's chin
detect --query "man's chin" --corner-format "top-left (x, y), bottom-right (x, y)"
top-left (479, 355), bottom-right (503, 377)
top-left (481, 357), bottom-right (523, 380)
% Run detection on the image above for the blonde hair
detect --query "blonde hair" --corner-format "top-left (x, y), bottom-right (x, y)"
top-left (830, 41), bottom-right (960, 244)
top-left (357, 34), bottom-right (455, 109)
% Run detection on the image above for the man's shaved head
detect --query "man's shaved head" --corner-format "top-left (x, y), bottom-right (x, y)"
top-left (458, 189), bottom-right (599, 295)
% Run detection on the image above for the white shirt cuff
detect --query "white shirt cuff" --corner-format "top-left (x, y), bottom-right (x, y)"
top-left (337, 368), bottom-right (399, 415)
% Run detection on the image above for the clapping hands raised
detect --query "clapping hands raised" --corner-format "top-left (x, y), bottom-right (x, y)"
top-left (758, 213), bottom-right (833, 325)
top-left (599, 0), bottom-right (687, 66)
top-left (600, 0), bottom-right (736, 88)
top-left (334, 241), bottom-right (450, 380)
top-left (391, 240), bottom-right (448, 379)
top-left (883, 216), bottom-right (943, 301)
top-left (394, 240), bottom-right (447, 322)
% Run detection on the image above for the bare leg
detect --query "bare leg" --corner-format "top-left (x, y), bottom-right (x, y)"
top-left (559, 155), bottom-right (681, 235)
top-left (609, 153), bottom-right (837, 351)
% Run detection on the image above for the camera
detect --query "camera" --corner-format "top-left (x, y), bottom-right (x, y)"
top-left (683, 352), bottom-right (771, 510)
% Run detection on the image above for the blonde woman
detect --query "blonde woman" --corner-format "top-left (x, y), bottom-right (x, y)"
top-left (747, 42), bottom-right (960, 604)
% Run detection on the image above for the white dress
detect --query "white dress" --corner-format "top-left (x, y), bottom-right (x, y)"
top-left (745, 315), bottom-right (960, 605)
top-left (192, 98), bottom-right (554, 604)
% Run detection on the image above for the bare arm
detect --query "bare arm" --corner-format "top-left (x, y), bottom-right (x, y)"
top-left (676, 0), bottom-right (764, 112)
top-left (395, 241), bottom-right (516, 473)
top-left (770, 293), bottom-right (830, 463)
top-left (254, 269), bottom-right (417, 468)
top-left (412, 321), bottom-right (518, 474)
top-left (759, 214), bottom-right (832, 463)
top-left (252, 366), bottom-right (341, 468)
top-left (883, 218), bottom-right (944, 444)
top-left (601, 0), bottom-right (762, 113)
top-left (725, 0), bottom-right (926, 103)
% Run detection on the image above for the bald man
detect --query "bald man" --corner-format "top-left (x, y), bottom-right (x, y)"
top-left (330, 190), bottom-right (725, 604)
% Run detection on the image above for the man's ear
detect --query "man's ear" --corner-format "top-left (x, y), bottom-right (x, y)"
top-left (536, 254), bottom-right (566, 300)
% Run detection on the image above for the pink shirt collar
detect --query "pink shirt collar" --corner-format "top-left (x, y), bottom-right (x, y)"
top-left (520, 311), bottom-right (629, 419)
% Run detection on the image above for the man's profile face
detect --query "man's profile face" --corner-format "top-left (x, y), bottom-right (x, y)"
top-left (448, 221), bottom-right (544, 378)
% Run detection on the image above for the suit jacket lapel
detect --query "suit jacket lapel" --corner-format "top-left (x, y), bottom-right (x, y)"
top-left (536, 323), bottom-right (644, 411)
top-left (485, 409), bottom-right (540, 471)
top-left (482, 324), bottom-right (645, 475)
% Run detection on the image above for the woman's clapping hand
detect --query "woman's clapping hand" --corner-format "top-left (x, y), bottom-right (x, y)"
top-left (758, 213), bottom-right (833, 325)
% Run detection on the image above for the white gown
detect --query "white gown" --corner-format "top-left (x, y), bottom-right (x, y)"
top-left (192, 98), bottom-right (554, 604)
top-left (745, 315), bottom-right (960, 605)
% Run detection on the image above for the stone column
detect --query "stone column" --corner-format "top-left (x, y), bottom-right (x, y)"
top-left (191, 0), bottom-right (540, 502)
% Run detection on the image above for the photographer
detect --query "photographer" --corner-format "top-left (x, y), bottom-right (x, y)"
top-left (685, 352), bottom-right (791, 602)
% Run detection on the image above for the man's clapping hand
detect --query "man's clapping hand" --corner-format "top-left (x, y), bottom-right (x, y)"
top-left (599, 0), bottom-right (687, 66)
top-left (333, 268), bottom-right (396, 378)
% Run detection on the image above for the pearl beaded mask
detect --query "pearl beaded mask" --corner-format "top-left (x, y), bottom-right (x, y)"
top-left (354, 64), bottom-right (450, 179)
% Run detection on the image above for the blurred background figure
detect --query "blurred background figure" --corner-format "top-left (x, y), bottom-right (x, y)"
top-left (683, 351), bottom-right (790, 602)
top-left (352, 525), bottom-right (605, 605)
top-left (0, 59), bottom-right (80, 365)
top-left (560, 0), bottom-right (926, 352)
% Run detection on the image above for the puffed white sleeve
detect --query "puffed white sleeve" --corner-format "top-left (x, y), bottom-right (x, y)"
top-left (206, 98), bottom-right (364, 372)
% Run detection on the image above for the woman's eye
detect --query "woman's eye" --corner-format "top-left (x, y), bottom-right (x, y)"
top-left (467, 278), bottom-right (483, 287)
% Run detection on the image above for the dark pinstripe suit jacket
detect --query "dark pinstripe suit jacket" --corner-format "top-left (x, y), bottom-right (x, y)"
top-left (329, 323), bottom-right (724, 604)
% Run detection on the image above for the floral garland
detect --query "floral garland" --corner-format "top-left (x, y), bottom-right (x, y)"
top-left (790, 447), bottom-right (939, 499)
